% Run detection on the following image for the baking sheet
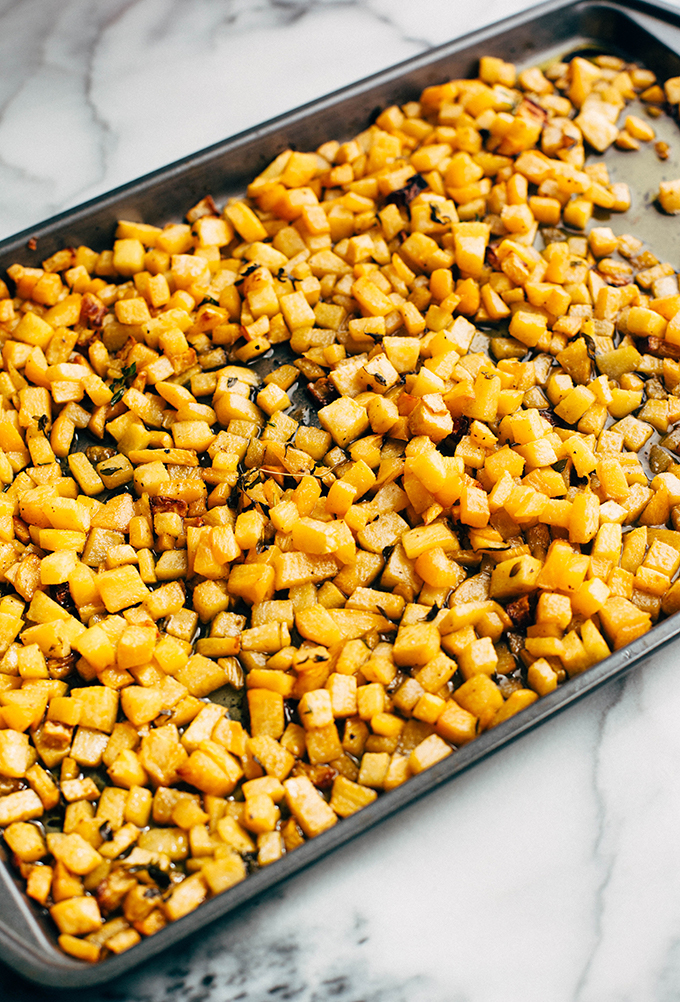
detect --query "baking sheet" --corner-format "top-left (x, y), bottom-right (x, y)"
top-left (0, 0), bottom-right (679, 986)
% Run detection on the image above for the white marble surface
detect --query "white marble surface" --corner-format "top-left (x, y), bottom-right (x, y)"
top-left (2, 0), bottom-right (680, 999)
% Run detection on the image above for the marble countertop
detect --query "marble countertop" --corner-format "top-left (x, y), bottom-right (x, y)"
top-left (1, 0), bottom-right (680, 999)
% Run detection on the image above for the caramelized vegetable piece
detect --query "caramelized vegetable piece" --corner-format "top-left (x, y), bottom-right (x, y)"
top-left (1, 49), bottom-right (678, 963)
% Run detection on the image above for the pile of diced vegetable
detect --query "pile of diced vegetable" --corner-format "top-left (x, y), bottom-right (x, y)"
top-left (0, 52), bottom-right (679, 963)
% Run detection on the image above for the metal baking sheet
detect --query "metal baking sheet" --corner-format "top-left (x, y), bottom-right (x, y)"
top-left (1, 0), bottom-right (680, 986)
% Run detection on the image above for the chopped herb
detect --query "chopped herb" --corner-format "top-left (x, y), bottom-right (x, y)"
top-left (582, 335), bottom-right (598, 363)
top-left (109, 362), bottom-right (137, 406)
top-left (236, 263), bottom-right (260, 285)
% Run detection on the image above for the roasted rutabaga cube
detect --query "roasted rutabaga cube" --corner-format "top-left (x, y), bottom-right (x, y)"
top-left (0, 47), bottom-right (679, 965)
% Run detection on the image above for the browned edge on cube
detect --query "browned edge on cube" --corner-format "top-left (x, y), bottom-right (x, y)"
top-left (0, 0), bottom-right (679, 986)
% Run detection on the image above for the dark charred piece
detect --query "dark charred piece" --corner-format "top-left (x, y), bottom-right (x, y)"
top-left (306, 376), bottom-right (339, 408)
top-left (385, 173), bottom-right (428, 208)
top-left (292, 762), bottom-right (338, 789)
top-left (80, 293), bottom-right (108, 328)
top-left (149, 496), bottom-right (189, 517)
top-left (505, 594), bottom-right (533, 629)
top-left (439, 416), bottom-right (470, 454)
top-left (641, 336), bottom-right (680, 359)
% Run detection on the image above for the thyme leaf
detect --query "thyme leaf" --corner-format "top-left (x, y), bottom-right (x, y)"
top-left (109, 362), bottom-right (137, 406)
